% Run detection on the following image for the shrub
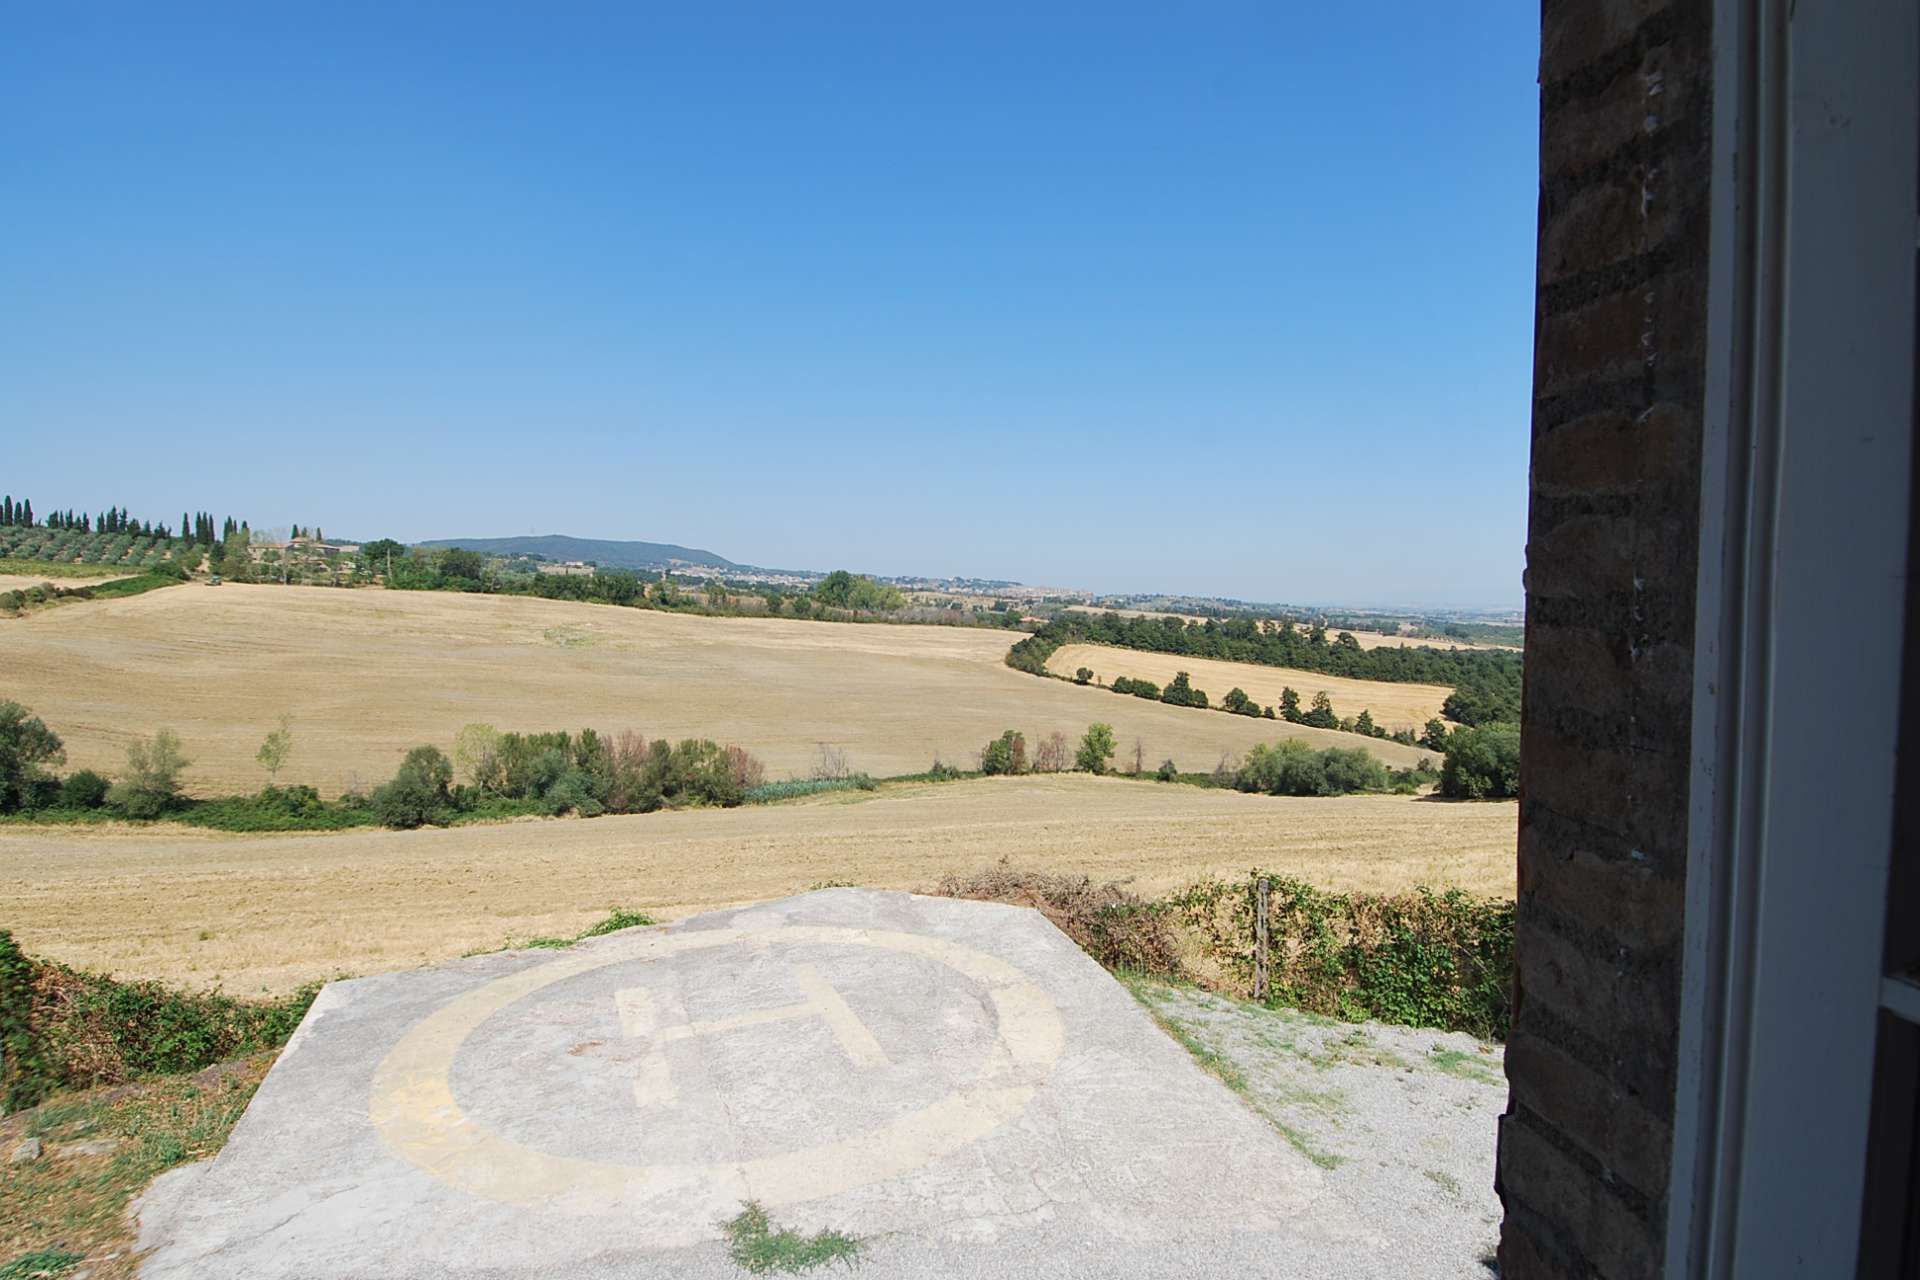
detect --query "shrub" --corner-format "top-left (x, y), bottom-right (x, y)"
top-left (1031, 731), bottom-right (1070, 773)
top-left (0, 702), bottom-right (65, 812)
top-left (453, 722), bottom-right (506, 790)
top-left (373, 744), bottom-right (455, 828)
top-left (1235, 740), bottom-right (1390, 796)
top-left (1073, 722), bottom-right (1115, 774)
top-left (1221, 687), bottom-right (1260, 716)
top-left (56, 769), bottom-right (109, 811)
top-left (810, 743), bottom-right (852, 782)
top-left (1439, 723), bottom-right (1521, 799)
top-left (979, 730), bottom-right (1028, 776)
top-left (1110, 675), bottom-right (1160, 700)
top-left (1160, 875), bottom-right (1514, 1039)
top-left (649, 738), bottom-right (746, 807)
top-left (106, 729), bottom-right (190, 818)
top-left (182, 786), bottom-right (374, 833)
top-left (1155, 758), bottom-right (1178, 781)
top-left (607, 729), bottom-right (660, 813)
top-left (933, 865), bottom-right (1183, 979)
top-left (725, 744), bottom-right (767, 791)
top-left (1073, 667), bottom-right (1094, 685)
top-left (0, 935), bottom-right (318, 1098)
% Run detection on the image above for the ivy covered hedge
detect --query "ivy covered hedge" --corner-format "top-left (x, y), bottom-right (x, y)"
top-left (0, 930), bottom-right (316, 1112)
top-left (1158, 875), bottom-right (1514, 1040)
top-left (931, 866), bottom-right (1515, 1041)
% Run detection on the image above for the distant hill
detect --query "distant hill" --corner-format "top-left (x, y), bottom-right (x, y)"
top-left (418, 534), bottom-right (739, 571)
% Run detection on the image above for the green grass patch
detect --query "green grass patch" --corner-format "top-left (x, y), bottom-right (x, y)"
top-left (1427, 1046), bottom-right (1503, 1086)
top-left (720, 1201), bottom-right (864, 1274)
top-left (0, 1249), bottom-right (84, 1279)
top-left (523, 908), bottom-right (656, 950)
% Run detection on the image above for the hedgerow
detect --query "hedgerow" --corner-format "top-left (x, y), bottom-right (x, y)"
top-left (1158, 874), bottom-right (1514, 1039)
top-left (932, 867), bottom-right (1513, 1040)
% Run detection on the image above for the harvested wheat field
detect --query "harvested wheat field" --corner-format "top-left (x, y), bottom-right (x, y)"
top-left (0, 583), bottom-right (1426, 794)
top-left (1045, 643), bottom-right (1457, 732)
top-left (0, 775), bottom-right (1516, 994)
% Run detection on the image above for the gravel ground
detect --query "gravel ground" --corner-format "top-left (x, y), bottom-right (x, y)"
top-left (1125, 979), bottom-right (1505, 1278)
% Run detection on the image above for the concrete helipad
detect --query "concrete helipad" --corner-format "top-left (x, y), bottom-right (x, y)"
top-left (136, 889), bottom-right (1376, 1278)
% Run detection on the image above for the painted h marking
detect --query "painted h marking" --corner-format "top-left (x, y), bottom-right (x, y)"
top-left (616, 963), bottom-right (888, 1108)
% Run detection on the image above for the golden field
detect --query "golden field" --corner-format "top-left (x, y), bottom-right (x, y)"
top-left (1043, 643), bottom-right (1456, 732)
top-left (0, 583), bottom-right (1427, 795)
top-left (0, 775), bottom-right (1516, 994)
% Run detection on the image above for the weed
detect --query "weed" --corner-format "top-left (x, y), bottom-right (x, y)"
top-left (525, 908), bottom-right (655, 950)
top-left (1427, 1046), bottom-right (1503, 1086)
top-left (1424, 1169), bottom-right (1463, 1198)
top-left (720, 1202), bottom-right (863, 1274)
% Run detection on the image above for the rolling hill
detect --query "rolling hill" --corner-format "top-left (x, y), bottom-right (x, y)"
top-left (417, 533), bottom-right (738, 570)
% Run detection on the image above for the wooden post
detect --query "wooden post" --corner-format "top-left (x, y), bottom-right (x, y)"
top-left (1253, 876), bottom-right (1270, 1002)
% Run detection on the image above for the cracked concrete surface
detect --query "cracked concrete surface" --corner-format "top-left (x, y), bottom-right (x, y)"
top-left (136, 890), bottom-right (1415, 1278)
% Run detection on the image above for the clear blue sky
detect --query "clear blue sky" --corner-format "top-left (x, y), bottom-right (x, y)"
top-left (1, 3), bottom-right (1538, 608)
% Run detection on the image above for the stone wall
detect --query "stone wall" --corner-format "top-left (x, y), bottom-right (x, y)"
top-left (1497, 1), bottom-right (1714, 1275)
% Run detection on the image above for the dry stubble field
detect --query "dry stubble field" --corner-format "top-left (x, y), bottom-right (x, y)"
top-left (0, 583), bottom-right (1427, 794)
top-left (1043, 642), bottom-right (1457, 732)
top-left (0, 775), bottom-right (1516, 995)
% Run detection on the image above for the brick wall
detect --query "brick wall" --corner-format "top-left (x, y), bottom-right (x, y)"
top-left (1497, 1), bottom-right (1714, 1275)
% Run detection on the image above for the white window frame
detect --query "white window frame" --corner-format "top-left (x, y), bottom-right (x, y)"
top-left (1667, 0), bottom-right (1918, 1274)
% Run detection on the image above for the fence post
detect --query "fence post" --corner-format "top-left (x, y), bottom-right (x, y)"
top-left (1253, 876), bottom-right (1270, 1002)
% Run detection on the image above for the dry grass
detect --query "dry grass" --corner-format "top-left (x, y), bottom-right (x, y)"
top-left (0, 1056), bottom-right (272, 1280)
top-left (0, 775), bottom-right (1514, 995)
top-left (0, 584), bottom-right (1426, 796)
top-left (1044, 643), bottom-right (1457, 732)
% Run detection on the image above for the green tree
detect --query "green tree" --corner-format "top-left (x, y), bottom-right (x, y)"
top-left (1161, 671), bottom-right (1208, 709)
top-left (1420, 718), bottom-right (1451, 752)
top-left (979, 730), bottom-right (1028, 776)
top-left (1075, 722), bottom-right (1116, 774)
top-left (439, 547), bottom-right (485, 583)
top-left (1353, 709), bottom-right (1378, 738)
top-left (107, 729), bottom-right (191, 818)
top-left (1279, 687), bottom-right (1303, 723)
top-left (0, 701), bottom-right (65, 812)
top-left (1302, 691), bottom-right (1339, 729)
top-left (1073, 667), bottom-right (1094, 685)
top-left (373, 745), bottom-right (455, 828)
top-left (1439, 724), bottom-right (1521, 799)
top-left (1221, 687), bottom-right (1258, 716)
top-left (255, 715), bottom-right (294, 784)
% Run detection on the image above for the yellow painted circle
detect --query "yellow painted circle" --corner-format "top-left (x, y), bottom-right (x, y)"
top-left (369, 924), bottom-right (1065, 1219)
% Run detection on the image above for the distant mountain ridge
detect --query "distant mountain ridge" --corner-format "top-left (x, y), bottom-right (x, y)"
top-left (418, 534), bottom-right (739, 571)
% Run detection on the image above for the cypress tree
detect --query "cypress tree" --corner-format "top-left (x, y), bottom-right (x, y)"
top-left (2, 496), bottom-right (11, 525)
top-left (21, 500), bottom-right (31, 526)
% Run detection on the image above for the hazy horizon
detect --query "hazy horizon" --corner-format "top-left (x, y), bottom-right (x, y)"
top-left (2, 3), bottom-right (1538, 609)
